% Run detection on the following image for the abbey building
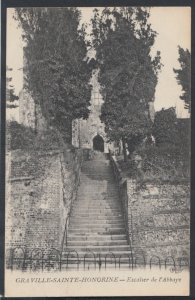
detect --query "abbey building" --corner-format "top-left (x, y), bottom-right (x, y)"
top-left (72, 70), bottom-right (116, 154)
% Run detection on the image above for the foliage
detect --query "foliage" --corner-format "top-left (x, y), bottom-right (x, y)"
top-left (91, 7), bottom-right (162, 159)
top-left (139, 144), bottom-right (190, 181)
top-left (117, 142), bottom-right (190, 182)
top-left (15, 8), bottom-right (93, 140)
top-left (152, 107), bottom-right (178, 145)
top-left (152, 107), bottom-right (190, 151)
top-left (6, 66), bottom-right (19, 105)
top-left (173, 46), bottom-right (191, 112)
top-left (117, 106), bottom-right (190, 181)
top-left (7, 121), bottom-right (63, 151)
top-left (7, 121), bottom-right (36, 150)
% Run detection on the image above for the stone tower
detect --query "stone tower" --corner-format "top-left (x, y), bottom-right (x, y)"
top-left (19, 48), bottom-right (46, 132)
top-left (72, 70), bottom-right (116, 153)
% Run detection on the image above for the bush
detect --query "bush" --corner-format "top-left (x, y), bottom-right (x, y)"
top-left (153, 107), bottom-right (190, 151)
top-left (117, 142), bottom-right (190, 182)
top-left (138, 144), bottom-right (190, 181)
top-left (7, 121), bottom-right (36, 150)
top-left (153, 107), bottom-right (178, 146)
top-left (6, 121), bottom-right (66, 151)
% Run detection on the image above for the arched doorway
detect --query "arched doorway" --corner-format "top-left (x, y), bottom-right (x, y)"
top-left (93, 135), bottom-right (104, 152)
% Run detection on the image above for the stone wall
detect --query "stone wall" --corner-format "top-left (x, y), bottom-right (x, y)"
top-left (5, 148), bottom-right (83, 268)
top-left (19, 89), bottom-right (47, 132)
top-left (111, 155), bottom-right (190, 266)
top-left (127, 180), bottom-right (190, 260)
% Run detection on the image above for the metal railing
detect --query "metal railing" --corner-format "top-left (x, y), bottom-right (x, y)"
top-left (8, 246), bottom-right (189, 271)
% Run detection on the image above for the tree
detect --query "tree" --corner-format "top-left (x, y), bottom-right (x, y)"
top-left (173, 46), bottom-right (191, 112)
top-left (15, 8), bottom-right (93, 141)
top-left (6, 66), bottom-right (19, 108)
top-left (91, 7), bottom-right (162, 160)
top-left (152, 106), bottom-right (190, 150)
top-left (152, 107), bottom-right (179, 146)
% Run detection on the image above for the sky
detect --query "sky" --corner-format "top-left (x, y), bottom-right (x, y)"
top-left (6, 7), bottom-right (191, 121)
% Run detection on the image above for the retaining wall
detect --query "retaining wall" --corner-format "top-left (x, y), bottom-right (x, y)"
top-left (110, 155), bottom-right (190, 264)
top-left (5, 147), bottom-right (83, 267)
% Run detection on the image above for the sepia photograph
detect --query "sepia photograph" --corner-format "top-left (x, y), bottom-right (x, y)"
top-left (4, 5), bottom-right (191, 296)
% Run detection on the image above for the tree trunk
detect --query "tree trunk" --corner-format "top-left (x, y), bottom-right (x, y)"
top-left (122, 138), bottom-right (127, 162)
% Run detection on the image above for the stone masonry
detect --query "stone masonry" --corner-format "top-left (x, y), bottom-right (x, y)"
top-left (5, 148), bottom-right (82, 268)
top-left (126, 180), bottom-right (190, 265)
top-left (110, 156), bottom-right (190, 267)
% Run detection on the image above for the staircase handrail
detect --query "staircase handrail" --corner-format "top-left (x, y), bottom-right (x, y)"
top-left (109, 154), bottom-right (134, 258)
top-left (60, 149), bottom-right (84, 253)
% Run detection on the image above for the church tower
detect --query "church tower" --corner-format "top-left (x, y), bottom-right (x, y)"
top-left (72, 70), bottom-right (116, 153)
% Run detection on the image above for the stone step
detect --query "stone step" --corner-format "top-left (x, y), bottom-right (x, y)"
top-left (72, 202), bottom-right (121, 208)
top-left (70, 213), bottom-right (123, 218)
top-left (80, 176), bottom-right (114, 180)
top-left (71, 206), bottom-right (121, 211)
top-left (73, 198), bottom-right (120, 201)
top-left (79, 178), bottom-right (115, 182)
top-left (81, 170), bottom-right (112, 173)
top-left (71, 208), bottom-right (122, 213)
top-left (71, 209), bottom-right (122, 214)
top-left (71, 204), bottom-right (121, 209)
top-left (71, 207), bottom-right (122, 213)
top-left (76, 196), bottom-right (119, 200)
top-left (81, 168), bottom-right (112, 171)
top-left (69, 214), bottom-right (124, 224)
top-left (78, 187), bottom-right (117, 191)
top-left (80, 178), bottom-right (115, 181)
top-left (77, 192), bottom-right (119, 196)
top-left (70, 211), bottom-right (123, 217)
top-left (69, 223), bottom-right (125, 230)
top-left (80, 172), bottom-right (114, 175)
top-left (68, 157), bottom-right (129, 257)
top-left (60, 256), bottom-right (134, 264)
top-left (62, 250), bottom-right (132, 258)
top-left (69, 215), bottom-right (123, 221)
top-left (79, 183), bottom-right (115, 186)
top-left (77, 188), bottom-right (118, 191)
top-left (77, 196), bottom-right (119, 200)
top-left (69, 217), bottom-right (124, 226)
top-left (67, 234), bottom-right (127, 241)
top-left (70, 220), bottom-right (125, 226)
top-left (77, 195), bottom-right (118, 198)
top-left (70, 216), bottom-right (123, 222)
top-left (82, 165), bottom-right (111, 168)
top-left (80, 175), bottom-right (114, 179)
top-left (73, 202), bottom-right (121, 208)
top-left (67, 240), bottom-right (128, 246)
top-left (71, 211), bottom-right (122, 217)
top-left (76, 198), bottom-right (119, 202)
top-left (68, 228), bottom-right (126, 235)
top-left (65, 245), bottom-right (130, 252)
top-left (82, 163), bottom-right (110, 167)
top-left (78, 187), bottom-right (118, 191)
top-left (81, 175), bottom-right (114, 178)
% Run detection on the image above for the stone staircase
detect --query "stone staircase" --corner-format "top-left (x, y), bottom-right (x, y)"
top-left (65, 151), bottom-right (132, 269)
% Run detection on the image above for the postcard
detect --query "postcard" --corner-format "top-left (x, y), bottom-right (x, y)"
top-left (4, 5), bottom-right (191, 297)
